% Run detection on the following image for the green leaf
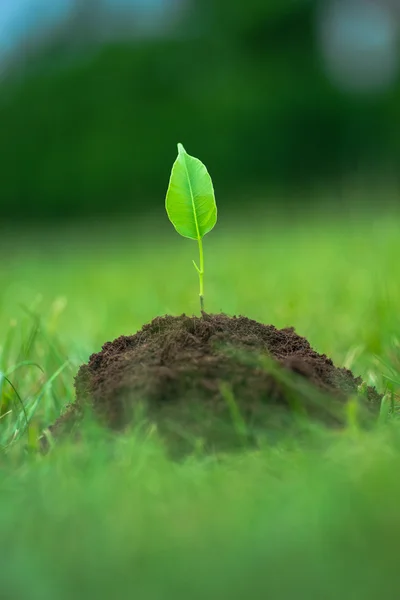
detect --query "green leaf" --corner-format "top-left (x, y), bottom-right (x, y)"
top-left (165, 143), bottom-right (217, 240)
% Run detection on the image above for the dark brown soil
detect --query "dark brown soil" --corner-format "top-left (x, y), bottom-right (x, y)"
top-left (45, 314), bottom-right (381, 455)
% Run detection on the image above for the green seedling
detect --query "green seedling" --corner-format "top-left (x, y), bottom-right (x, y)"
top-left (165, 143), bottom-right (217, 311)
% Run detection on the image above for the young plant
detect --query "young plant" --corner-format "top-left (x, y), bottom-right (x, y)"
top-left (165, 143), bottom-right (217, 311)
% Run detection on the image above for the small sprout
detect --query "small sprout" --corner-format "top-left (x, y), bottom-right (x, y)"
top-left (165, 143), bottom-right (217, 312)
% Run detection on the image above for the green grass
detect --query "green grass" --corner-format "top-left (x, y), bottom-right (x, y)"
top-left (1, 209), bottom-right (400, 599)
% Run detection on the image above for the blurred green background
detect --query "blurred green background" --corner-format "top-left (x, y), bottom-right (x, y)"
top-left (1, 0), bottom-right (399, 222)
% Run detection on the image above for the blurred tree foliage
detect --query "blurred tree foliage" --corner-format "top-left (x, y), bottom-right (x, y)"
top-left (1, 0), bottom-right (399, 220)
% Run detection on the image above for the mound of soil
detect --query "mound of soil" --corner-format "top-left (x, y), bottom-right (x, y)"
top-left (46, 314), bottom-right (381, 455)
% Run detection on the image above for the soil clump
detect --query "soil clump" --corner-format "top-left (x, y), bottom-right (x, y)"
top-left (45, 314), bottom-right (381, 455)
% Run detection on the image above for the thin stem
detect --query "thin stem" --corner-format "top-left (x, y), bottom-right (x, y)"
top-left (192, 238), bottom-right (205, 312)
top-left (198, 236), bottom-right (204, 312)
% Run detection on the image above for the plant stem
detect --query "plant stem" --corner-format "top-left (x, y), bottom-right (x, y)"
top-left (193, 238), bottom-right (205, 312)
top-left (198, 237), bottom-right (204, 312)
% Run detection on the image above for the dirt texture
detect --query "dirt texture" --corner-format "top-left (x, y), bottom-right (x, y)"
top-left (45, 314), bottom-right (381, 455)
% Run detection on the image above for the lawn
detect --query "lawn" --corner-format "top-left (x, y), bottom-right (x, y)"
top-left (1, 207), bottom-right (400, 599)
